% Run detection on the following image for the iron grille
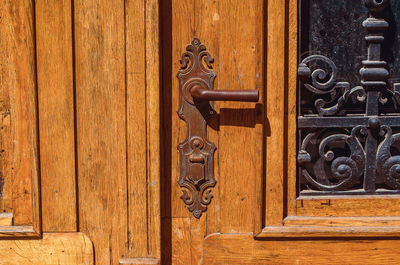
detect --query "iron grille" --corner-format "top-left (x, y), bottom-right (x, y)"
top-left (297, 0), bottom-right (400, 195)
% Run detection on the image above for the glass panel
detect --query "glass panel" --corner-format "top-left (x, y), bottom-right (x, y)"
top-left (300, 0), bottom-right (400, 85)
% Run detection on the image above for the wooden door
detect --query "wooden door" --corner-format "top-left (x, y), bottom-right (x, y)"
top-left (4, 0), bottom-right (400, 265)
top-left (0, 0), bottom-right (161, 264)
top-left (161, 0), bottom-right (400, 264)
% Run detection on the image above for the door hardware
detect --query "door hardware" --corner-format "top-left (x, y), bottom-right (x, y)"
top-left (177, 38), bottom-right (259, 218)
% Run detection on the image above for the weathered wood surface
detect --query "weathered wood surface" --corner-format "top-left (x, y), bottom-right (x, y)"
top-left (264, 0), bottom-right (286, 228)
top-left (36, 0), bottom-right (77, 232)
top-left (0, 213), bottom-right (12, 226)
top-left (126, 0), bottom-right (161, 258)
top-left (0, 0), bottom-right (40, 235)
top-left (0, 233), bottom-right (93, 265)
top-left (161, 0), bottom-right (265, 263)
top-left (5, 0), bottom-right (400, 264)
top-left (74, 0), bottom-right (128, 263)
top-left (204, 234), bottom-right (400, 265)
top-left (74, 0), bottom-right (160, 263)
top-left (119, 258), bottom-right (160, 265)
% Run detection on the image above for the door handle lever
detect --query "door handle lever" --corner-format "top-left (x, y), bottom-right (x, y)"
top-left (190, 85), bottom-right (259, 102)
top-left (177, 38), bottom-right (259, 218)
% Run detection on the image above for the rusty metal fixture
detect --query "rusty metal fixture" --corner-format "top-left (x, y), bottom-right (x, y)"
top-left (297, 0), bottom-right (400, 195)
top-left (177, 38), bottom-right (259, 218)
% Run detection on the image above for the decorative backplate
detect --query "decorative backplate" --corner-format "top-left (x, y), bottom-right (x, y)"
top-left (298, 0), bottom-right (400, 195)
top-left (177, 38), bottom-right (216, 218)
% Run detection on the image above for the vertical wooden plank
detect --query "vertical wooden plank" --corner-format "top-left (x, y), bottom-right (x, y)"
top-left (0, 0), bottom-right (40, 228)
top-left (253, 0), bottom-right (266, 234)
top-left (125, 0), bottom-right (147, 257)
top-left (74, 0), bottom-right (127, 264)
top-left (218, 0), bottom-right (263, 233)
top-left (145, 0), bottom-right (161, 259)
top-left (264, 0), bottom-right (287, 226)
top-left (35, 0), bottom-right (77, 232)
top-left (287, 0), bottom-right (298, 217)
top-left (0, 0), bottom-right (15, 216)
top-left (126, 0), bottom-right (160, 259)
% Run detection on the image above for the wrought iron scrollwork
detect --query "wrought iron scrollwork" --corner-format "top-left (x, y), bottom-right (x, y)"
top-left (298, 55), bottom-right (366, 116)
top-left (298, 0), bottom-right (400, 195)
top-left (377, 126), bottom-right (400, 189)
top-left (299, 126), bottom-right (366, 191)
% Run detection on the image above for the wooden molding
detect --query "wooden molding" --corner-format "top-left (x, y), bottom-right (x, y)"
top-left (0, 225), bottom-right (40, 238)
top-left (257, 225), bottom-right (400, 238)
top-left (204, 233), bottom-right (400, 264)
top-left (0, 0), bottom-right (41, 238)
top-left (0, 213), bottom-right (13, 226)
top-left (259, 0), bottom-right (400, 238)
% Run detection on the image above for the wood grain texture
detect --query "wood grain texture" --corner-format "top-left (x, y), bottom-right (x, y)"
top-left (0, 225), bottom-right (38, 237)
top-left (258, 226), bottom-right (400, 238)
top-left (125, 0), bottom-right (160, 259)
top-left (264, 0), bottom-right (287, 227)
top-left (0, 213), bottom-right (13, 226)
top-left (0, 0), bottom-right (40, 234)
top-left (35, 0), bottom-right (77, 232)
top-left (284, 216), bottom-right (400, 227)
top-left (204, 234), bottom-right (400, 264)
top-left (74, 0), bottom-right (127, 263)
top-left (218, 0), bottom-right (263, 234)
top-left (195, 0), bottom-right (221, 237)
top-left (144, 0), bottom-right (161, 259)
top-left (296, 196), bottom-right (400, 216)
top-left (170, 0), bottom-right (196, 219)
top-left (171, 218), bottom-right (191, 265)
top-left (287, 0), bottom-right (299, 218)
top-left (164, 0), bottom-right (265, 262)
top-left (125, 0), bottom-right (147, 257)
top-left (0, 233), bottom-right (93, 265)
top-left (119, 258), bottom-right (160, 265)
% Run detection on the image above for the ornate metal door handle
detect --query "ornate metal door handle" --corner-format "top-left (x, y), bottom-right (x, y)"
top-left (190, 84), bottom-right (259, 102)
top-left (177, 38), bottom-right (259, 218)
